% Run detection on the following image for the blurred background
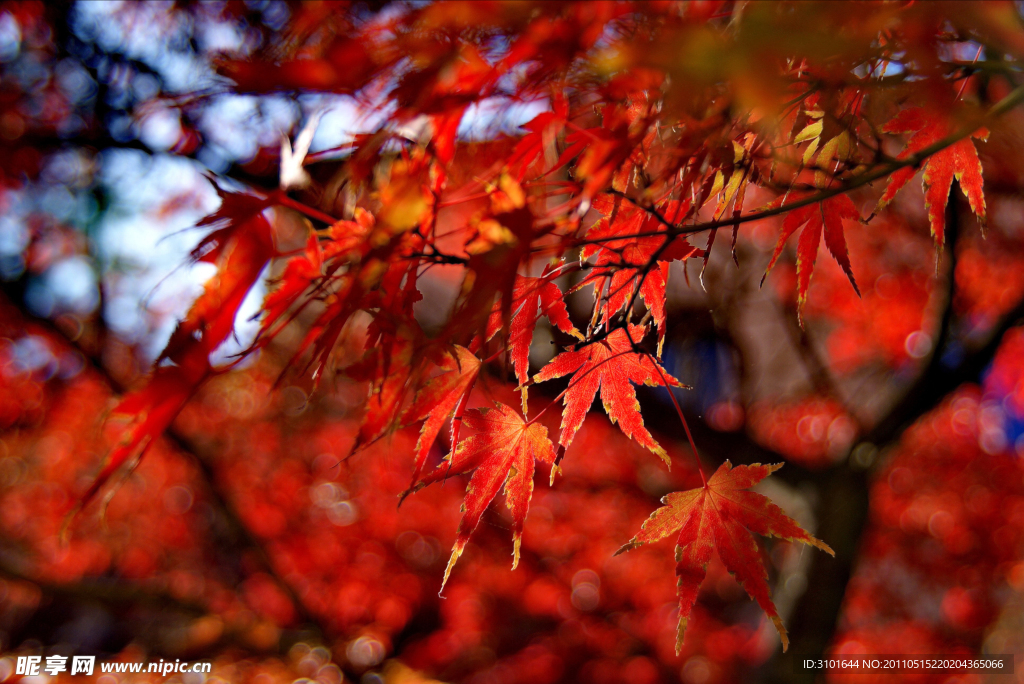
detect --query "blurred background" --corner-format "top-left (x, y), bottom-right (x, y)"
top-left (2, 2), bottom-right (1024, 683)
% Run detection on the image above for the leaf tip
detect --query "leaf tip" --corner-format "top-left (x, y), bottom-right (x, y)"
top-left (59, 506), bottom-right (80, 547)
top-left (439, 540), bottom-right (466, 597)
top-left (549, 463), bottom-right (562, 486)
top-left (675, 616), bottom-right (688, 656)
top-left (772, 614), bottom-right (790, 652)
top-left (512, 535), bottom-right (522, 570)
top-left (397, 487), bottom-right (413, 508)
top-left (813, 538), bottom-right (836, 557)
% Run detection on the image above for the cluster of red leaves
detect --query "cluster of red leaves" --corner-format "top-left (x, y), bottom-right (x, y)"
top-left (576, 196), bottom-right (700, 351)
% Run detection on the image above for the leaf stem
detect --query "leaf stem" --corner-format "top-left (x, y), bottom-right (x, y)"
top-left (649, 357), bottom-right (707, 487)
top-left (274, 192), bottom-right (341, 226)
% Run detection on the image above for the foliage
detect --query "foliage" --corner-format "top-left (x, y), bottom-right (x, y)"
top-left (616, 461), bottom-right (833, 652)
top-left (4, 1), bottom-right (1024, 683)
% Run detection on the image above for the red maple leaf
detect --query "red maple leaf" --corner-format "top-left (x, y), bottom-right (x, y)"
top-left (163, 192), bottom-right (276, 365)
top-left (405, 401), bottom-right (556, 591)
top-left (345, 328), bottom-right (421, 450)
top-left (81, 206), bottom-right (276, 511)
top-left (402, 345), bottom-right (481, 484)
top-left (580, 195), bottom-right (699, 351)
top-left (261, 232), bottom-right (323, 338)
top-left (507, 96), bottom-right (569, 179)
top-left (485, 273), bottom-right (582, 391)
top-left (188, 183), bottom-right (272, 266)
top-left (876, 107), bottom-right (987, 248)
top-left (616, 461), bottom-right (834, 653)
top-left (762, 194), bottom-right (861, 325)
top-left (533, 325), bottom-right (686, 463)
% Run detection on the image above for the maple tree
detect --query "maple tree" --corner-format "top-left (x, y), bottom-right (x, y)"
top-left (4, 2), bottom-right (1024, 683)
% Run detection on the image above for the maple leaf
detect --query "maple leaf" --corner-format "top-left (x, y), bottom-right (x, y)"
top-left (260, 232), bottom-right (322, 338)
top-left (532, 325), bottom-right (686, 463)
top-left (507, 97), bottom-right (569, 179)
top-left (187, 184), bottom-right (271, 266)
top-left (484, 272), bottom-right (582, 399)
top-left (700, 137), bottom-right (755, 270)
top-left (346, 328), bottom-right (422, 450)
top-left (81, 206), bottom-right (276, 512)
top-left (793, 109), bottom-right (855, 175)
top-left (77, 365), bottom-right (203, 512)
top-left (169, 212), bottom-right (277, 361)
top-left (401, 345), bottom-right (481, 484)
top-left (876, 107), bottom-right (987, 248)
top-left (762, 194), bottom-right (861, 325)
top-left (282, 209), bottom-right (424, 390)
top-left (581, 196), bottom-right (699, 352)
top-left (405, 401), bottom-right (556, 592)
top-left (616, 461), bottom-right (834, 654)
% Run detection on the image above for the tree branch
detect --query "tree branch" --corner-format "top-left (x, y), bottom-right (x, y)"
top-left (577, 82), bottom-right (1024, 249)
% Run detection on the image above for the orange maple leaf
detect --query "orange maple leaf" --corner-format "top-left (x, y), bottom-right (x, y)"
top-left (616, 461), bottom-right (833, 654)
top-left (762, 194), bottom-right (861, 326)
top-left (533, 325), bottom-right (686, 464)
top-left (405, 401), bottom-right (556, 592)
top-left (876, 107), bottom-right (987, 248)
